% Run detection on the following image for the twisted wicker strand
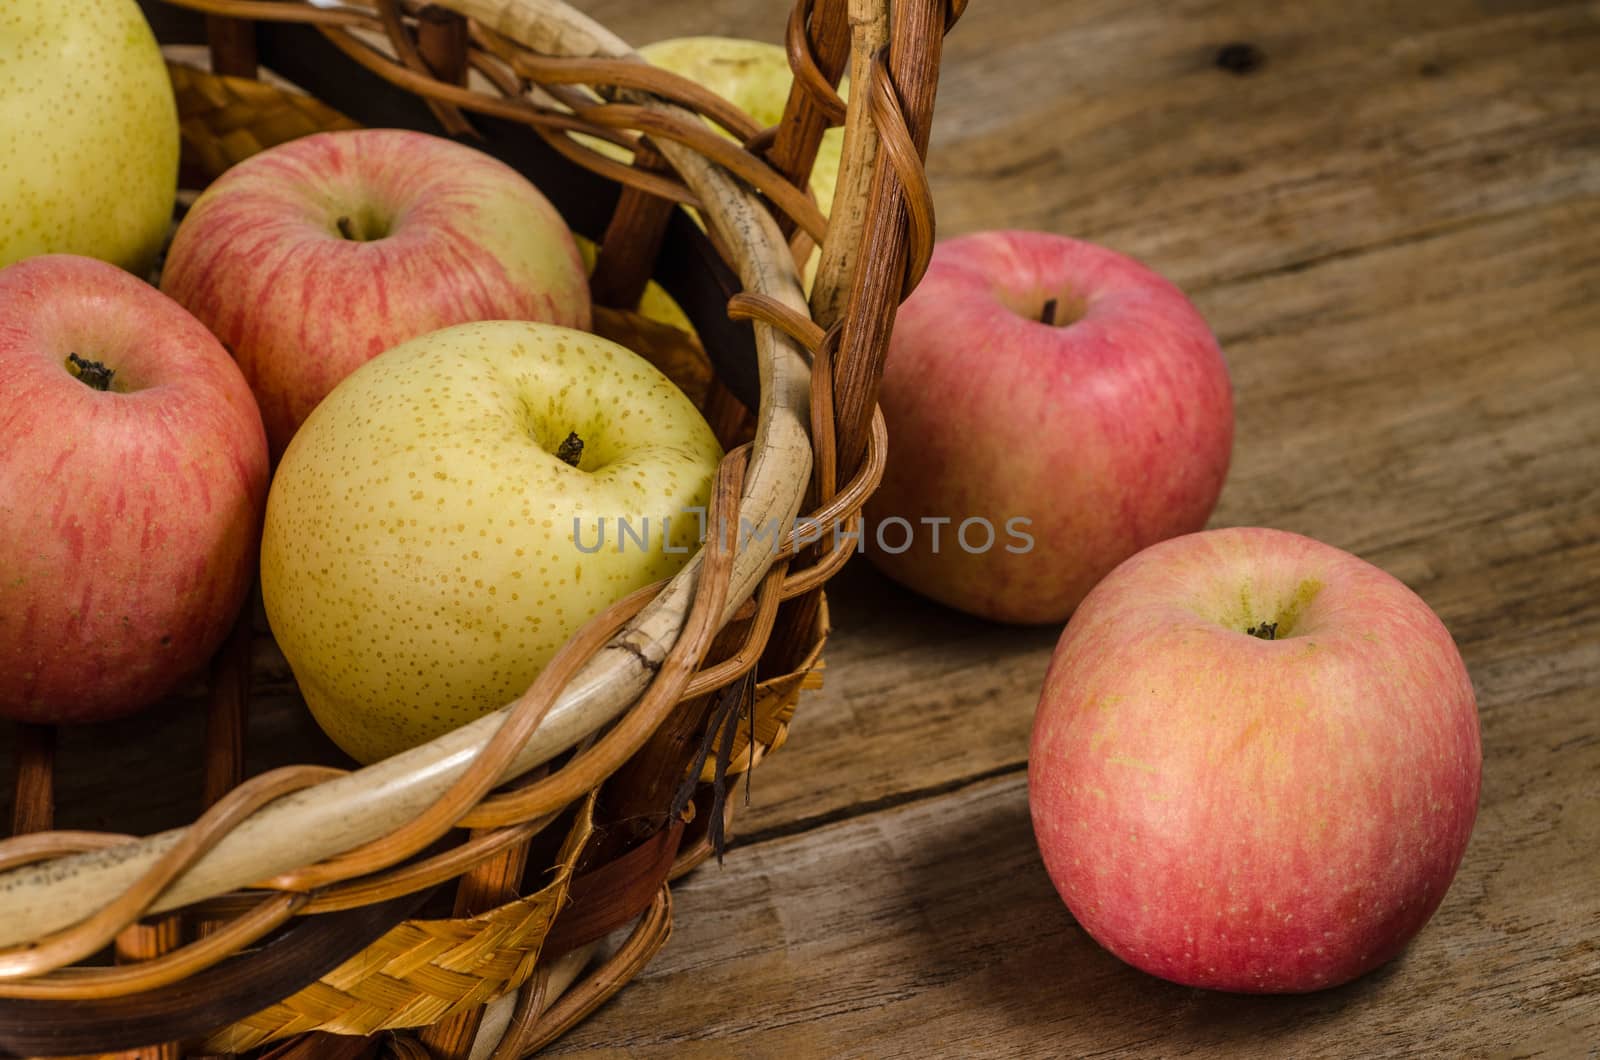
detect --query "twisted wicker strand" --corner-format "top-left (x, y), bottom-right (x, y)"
top-left (505, 53), bottom-right (764, 142)
top-left (504, 887), bottom-right (673, 1056)
top-left (0, 893), bottom-right (306, 1001)
top-left (298, 812), bottom-right (561, 914)
top-left (0, 2), bottom-right (928, 1031)
top-left (681, 567), bottom-right (787, 699)
top-left (257, 582), bottom-right (658, 892)
top-left (454, 448), bottom-right (748, 832)
top-left (205, 794), bottom-right (595, 1052)
top-left (374, 0), bottom-right (474, 134)
top-left (0, 766), bottom-right (339, 980)
top-left (784, 0), bottom-right (849, 125)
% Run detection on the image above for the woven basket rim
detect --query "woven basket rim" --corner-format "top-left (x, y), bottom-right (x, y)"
top-left (0, 3), bottom-right (954, 1046)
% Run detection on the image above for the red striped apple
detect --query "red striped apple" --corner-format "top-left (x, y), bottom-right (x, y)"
top-left (161, 128), bottom-right (590, 457)
top-left (1030, 527), bottom-right (1481, 992)
top-left (0, 255), bottom-right (269, 723)
top-left (867, 230), bottom-right (1233, 624)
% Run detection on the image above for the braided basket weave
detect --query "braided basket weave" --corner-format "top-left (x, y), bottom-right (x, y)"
top-left (0, 0), bottom-right (958, 1055)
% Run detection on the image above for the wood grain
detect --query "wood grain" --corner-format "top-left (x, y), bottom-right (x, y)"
top-left (729, 192), bottom-right (1600, 840)
top-left (549, 769), bottom-right (1600, 1057)
top-left (542, 0), bottom-right (1600, 1053)
top-left (576, 0), bottom-right (1600, 299)
top-left (543, 198), bottom-right (1600, 1055)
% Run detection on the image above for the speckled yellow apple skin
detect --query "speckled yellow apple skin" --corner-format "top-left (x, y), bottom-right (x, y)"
top-left (0, 0), bottom-right (179, 273)
top-left (637, 37), bottom-right (844, 219)
top-left (261, 321), bottom-right (723, 764)
top-left (582, 37), bottom-right (845, 296)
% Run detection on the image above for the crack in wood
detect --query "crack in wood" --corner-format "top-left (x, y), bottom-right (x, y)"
top-left (609, 638), bottom-right (663, 674)
top-left (734, 760), bottom-right (1027, 849)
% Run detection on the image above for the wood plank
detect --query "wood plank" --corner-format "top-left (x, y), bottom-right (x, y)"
top-left (550, 763), bottom-right (1600, 1056)
top-left (548, 205), bottom-right (1600, 1056)
top-left (729, 193), bottom-right (1600, 840)
top-left (542, 4), bottom-right (1600, 1035)
top-left (576, 0), bottom-right (1600, 290)
top-left (558, 0), bottom-right (1600, 846)
top-left (926, 0), bottom-right (1600, 291)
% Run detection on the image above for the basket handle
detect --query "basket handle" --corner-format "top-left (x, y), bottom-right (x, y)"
top-left (826, 0), bottom-right (956, 481)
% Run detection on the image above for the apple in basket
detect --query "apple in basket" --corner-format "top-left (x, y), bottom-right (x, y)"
top-left (0, 0), bottom-right (179, 274)
top-left (1030, 527), bottom-right (1481, 992)
top-left (577, 35), bottom-right (846, 311)
top-left (161, 128), bottom-right (591, 457)
top-left (0, 255), bottom-right (269, 723)
top-left (261, 320), bottom-right (723, 764)
top-left (866, 230), bottom-right (1234, 624)
top-left (637, 36), bottom-right (845, 221)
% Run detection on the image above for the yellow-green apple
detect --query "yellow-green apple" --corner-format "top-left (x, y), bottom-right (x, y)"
top-left (866, 230), bottom-right (1233, 624)
top-left (1030, 527), bottom-right (1480, 992)
top-left (0, 255), bottom-right (269, 723)
top-left (637, 37), bottom-right (844, 220)
top-left (0, 0), bottom-right (179, 274)
top-left (161, 128), bottom-right (591, 457)
top-left (585, 37), bottom-right (845, 297)
top-left (574, 234), bottom-right (694, 334)
top-left (261, 320), bottom-right (723, 763)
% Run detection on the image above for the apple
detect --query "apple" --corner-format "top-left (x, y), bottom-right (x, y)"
top-left (637, 37), bottom-right (844, 221)
top-left (0, 0), bottom-right (179, 274)
top-left (584, 37), bottom-right (846, 297)
top-left (1029, 527), bottom-right (1481, 992)
top-left (865, 230), bottom-right (1233, 624)
top-left (161, 128), bottom-right (591, 457)
top-left (574, 234), bottom-right (695, 334)
top-left (261, 320), bottom-right (723, 764)
top-left (0, 255), bottom-right (269, 723)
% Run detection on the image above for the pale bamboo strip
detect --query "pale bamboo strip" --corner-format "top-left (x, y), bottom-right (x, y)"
top-left (810, 0), bottom-right (891, 328)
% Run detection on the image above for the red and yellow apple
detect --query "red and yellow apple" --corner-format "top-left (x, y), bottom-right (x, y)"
top-left (1029, 527), bottom-right (1481, 992)
top-left (261, 320), bottom-right (723, 763)
top-left (0, 255), bottom-right (269, 723)
top-left (161, 128), bottom-right (591, 456)
top-left (866, 230), bottom-right (1233, 624)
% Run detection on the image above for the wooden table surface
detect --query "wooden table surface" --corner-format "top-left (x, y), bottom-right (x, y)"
top-left (551, 0), bottom-right (1600, 1055)
top-left (4, 0), bottom-right (1594, 1057)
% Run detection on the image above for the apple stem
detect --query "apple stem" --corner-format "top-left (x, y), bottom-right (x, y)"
top-left (1246, 621), bottom-right (1278, 641)
top-left (66, 353), bottom-right (115, 392)
top-left (1040, 298), bottom-right (1059, 326)
top-left (556, 431), bottom-right (585, 468)
top-left (336, 215), bottom-right (357, 240)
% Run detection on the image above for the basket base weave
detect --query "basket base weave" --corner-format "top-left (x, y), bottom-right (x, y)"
top-left (204, 798), bottom-right (590, 1054)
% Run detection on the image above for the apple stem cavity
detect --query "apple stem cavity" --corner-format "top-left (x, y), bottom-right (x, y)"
top-left (66, 352), bottom-right (116, 392)
top-left (334, 212), bottom-right (391, 243)
top-left (1246, 621), bottom-right (1279, 641)
top-left (556, 431), bottom-right (585, 468)
top-left (1040, 298), bottom-right (1059, 326)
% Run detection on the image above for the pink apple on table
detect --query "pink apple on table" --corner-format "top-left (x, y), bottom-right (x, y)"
top-left (0, 254), bottom-right (270, 724)
top-left (867, 230), bottom-right (1233, 624)
top-left (1030, 527), bottom-right (1481, 992)
top-left (161, 128), bottom-right (591, 456)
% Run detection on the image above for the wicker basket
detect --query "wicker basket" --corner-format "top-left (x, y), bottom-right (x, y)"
top-left (0, 0), bottom-right (958, 1055)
